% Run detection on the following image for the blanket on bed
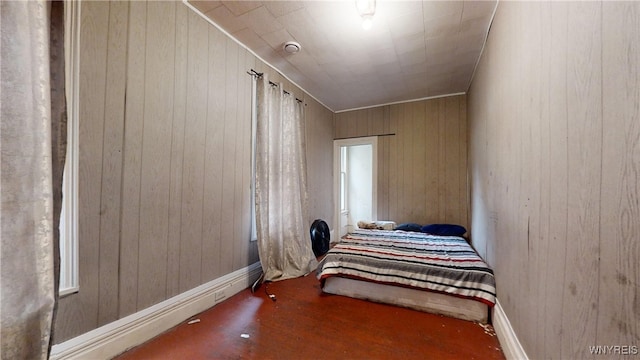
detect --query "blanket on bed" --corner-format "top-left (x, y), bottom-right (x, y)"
top-left (317, 229), bottom-right (496, 306)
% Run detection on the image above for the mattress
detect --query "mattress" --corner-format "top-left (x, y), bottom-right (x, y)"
top-left (322, 276), bottom-right (489, 323)
top-left (317, 229), bottom-right (496, 309)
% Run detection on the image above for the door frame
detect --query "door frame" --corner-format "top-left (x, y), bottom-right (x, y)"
top-left (333, 136), bottom-right (378, 238)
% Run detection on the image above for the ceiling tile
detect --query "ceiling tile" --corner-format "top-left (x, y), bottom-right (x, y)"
top-left (378, 1), bottom-right (424, 20)
top-left (222, 1), bottom-right (262, 16)
top-left (206, 5), bottom-right (247, 34)
top-left (453, 49), bottom-right (482, 66)
top-left (191, 0), bottom-right (495, 111)
top-left (425, 36), bottom-right (458, 58)
top-left (264, 1), bottom-right (305, 17)
top-left (422, 1), bottom-right (463, 21)
top-left (387, 13), bottom-right (425, 39)
top-left (314, 48), bottom-right (351, 67)
top-left (348, 61), bottom-right (377, 77)
top-left (461, 15), bottom-right (492, 34)
top-left (190, 0), bottom-right (222, 14)
top-left (424, 14), bottom-right (462, 38)
top-left (375, 62), bottom-right (402, 78)
top-left (286, 51), bottom-right (322, 74)
top-left (322, 64), bottom-right (354, 82)
top-left (368, 47), bottom-right (399, 65)
top-left (402, 62), bottom-right (432, 77)
top-left (240, 6), bottom-right (284, 36)
top-left (276, 7), bottom-right (315, 30)
top-left (261, 28), bottom-right (295, 50)
top-left (398, 48), bottom-right (427, 67)
top-left (232, 28), bottom-right (271, 54)
top-left (394, 32), bottom-right (426, 55)
top-left (457, 31), bottom-right (486, 52)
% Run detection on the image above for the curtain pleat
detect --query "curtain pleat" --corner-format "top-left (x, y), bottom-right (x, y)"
top-left (255, 75), bottom-right (317, 282)
top-left (0, 1), bottom-right (63, 358)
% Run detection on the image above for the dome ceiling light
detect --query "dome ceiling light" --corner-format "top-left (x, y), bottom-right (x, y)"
top-left (283, 41), bottom-right (301, 54)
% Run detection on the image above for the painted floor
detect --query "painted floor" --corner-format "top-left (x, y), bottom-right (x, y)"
top-left (116, 272), bottom-right (505, 359)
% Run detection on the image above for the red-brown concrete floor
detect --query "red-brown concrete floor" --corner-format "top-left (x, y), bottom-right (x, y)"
top-left (115, 273), bottom-right (505, 359)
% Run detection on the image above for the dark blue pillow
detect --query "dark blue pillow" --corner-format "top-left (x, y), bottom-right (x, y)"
top-left (421, 224), bottom-right (467, 236)
top-left (394, 223), bottom-right (423, 232)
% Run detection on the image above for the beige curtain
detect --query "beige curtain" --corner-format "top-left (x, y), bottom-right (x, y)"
top-left (255, 75), bottom-right (317, 282)
top-left (1, 1), bottom-right (65, 358)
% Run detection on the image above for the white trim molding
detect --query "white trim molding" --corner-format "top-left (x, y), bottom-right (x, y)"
top-left (51, 262), bottom-right (263, 360)
top-left (59, 0), bottom-right (81, 297)
top-left (334, 92), bottom-right (466, 114)
top-left (492, 298), bottom-right (529, 360)
top-left (333, 137), bottom-right (378, 239)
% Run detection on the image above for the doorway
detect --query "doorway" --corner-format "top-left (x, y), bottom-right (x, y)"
top-left (333, 137), bottom-right (377, 238)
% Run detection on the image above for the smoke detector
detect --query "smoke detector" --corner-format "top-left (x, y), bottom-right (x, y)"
top-left (283, 41), bottom-right (301, 54)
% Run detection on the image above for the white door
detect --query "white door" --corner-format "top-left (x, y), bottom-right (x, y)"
top-left (334, 137), bottom-right (377, 238)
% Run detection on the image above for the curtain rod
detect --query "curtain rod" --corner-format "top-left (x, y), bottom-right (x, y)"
top-left (247, 69), bottom-right (303, 103)
top-left (269, 81), bottom-right (303, 103)
top-left (334, 133), bottom-right (395, 140)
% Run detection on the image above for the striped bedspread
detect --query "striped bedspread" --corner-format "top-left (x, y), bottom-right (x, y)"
top-left (317, 229), bottom-right (496, 306)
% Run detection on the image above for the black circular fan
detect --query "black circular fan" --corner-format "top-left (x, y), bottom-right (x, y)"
top-left (310, 219), bottom-right (330, 257)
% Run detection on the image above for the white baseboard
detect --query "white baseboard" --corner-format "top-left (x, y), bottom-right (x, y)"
top-left (51, 262), bottom-right (263, 360)
top-left (492, 298), bottom-right (528, 360)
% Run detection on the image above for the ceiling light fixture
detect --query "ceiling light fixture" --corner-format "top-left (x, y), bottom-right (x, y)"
top-left (355, 0), bottom-right (376, 30)
top-left (283, 41), bottom-right (301, 54)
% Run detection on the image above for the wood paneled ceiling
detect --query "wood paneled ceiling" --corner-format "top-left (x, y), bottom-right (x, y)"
top-left (188, 0), bottom-right (497, 112)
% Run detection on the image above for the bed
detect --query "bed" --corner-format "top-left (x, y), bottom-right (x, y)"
top-left (316, 229), bottom-right (496, 323)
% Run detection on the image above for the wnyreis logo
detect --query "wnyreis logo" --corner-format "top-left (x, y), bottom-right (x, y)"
top-left (589, 345), bottom-right (639, 356)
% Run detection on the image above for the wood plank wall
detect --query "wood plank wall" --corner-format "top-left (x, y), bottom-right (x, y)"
top-left (305, 95), bottom-right (336, 228)
top-left (334, 96), bottom-right (469, 230)
top-left (54, 1), bottom-right (334, 342)
top-left (468, 2), bottom-right (639, 358)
